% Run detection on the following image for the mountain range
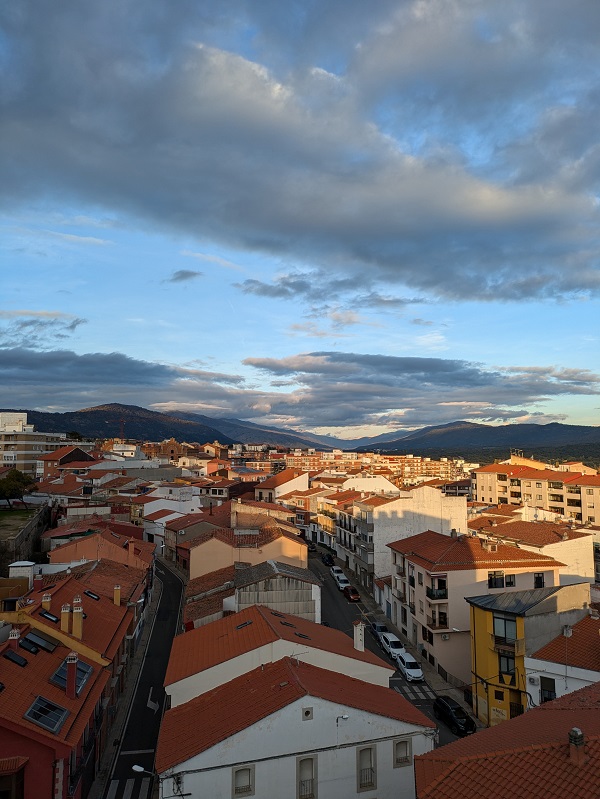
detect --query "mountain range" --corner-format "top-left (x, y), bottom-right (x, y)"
top-left (3, 405), bottom-right (600, 459)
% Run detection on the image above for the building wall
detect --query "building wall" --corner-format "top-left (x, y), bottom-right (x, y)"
top-left (235, 577), bottom-right (321, 623)
top-left (188, 537), bottom-right (307, 580)
top-left (0, 725), bottom-right (65, 799)
top-left (524, 656), bottom-right (600, 702)
top-left (161, 698), bottom-right (433, 799)
top-left (167, 640), bottom-right (393, 708)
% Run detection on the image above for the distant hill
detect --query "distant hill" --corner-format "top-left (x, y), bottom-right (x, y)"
top-left (358, 420), bottom-right (600, 451)
top-left (0, 404), bottom-right (234, 445)
top-left (3, 407), bottom-right (600, 463)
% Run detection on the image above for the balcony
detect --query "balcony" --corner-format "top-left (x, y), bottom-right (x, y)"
top-left (359, 768), bottom-right (375, 789)
top-left (298, 778), bottom-right (315, 799)
top-left (491, 634), bottom-right (525, 655)
top-left (395, 567), bottom-right (406, 578)
top-left (427, 614), bottom-right (449, 630)
top-left (426, 586), bottom-right (448, 601)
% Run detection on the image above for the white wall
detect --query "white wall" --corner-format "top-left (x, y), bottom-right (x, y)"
top-left (525, 657), bottom-right (600, 701)
top-left (160, 697), bottom-right (434, 799)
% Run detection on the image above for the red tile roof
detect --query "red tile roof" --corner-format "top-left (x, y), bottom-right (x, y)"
top-left (531, 614), bottom-right (600, 671)
top-left (157, 656), bottom-right (433, 773)
top-left (259, 469), bottom-right (306, 489)
top-left (165, 605), bottom-right (391, 687)
top-left (388, 530), bottom-right (565, 571)
top-left (415, 681), bottom-right (600, 799)
top-left (484, 520), bottom-right (590, 547)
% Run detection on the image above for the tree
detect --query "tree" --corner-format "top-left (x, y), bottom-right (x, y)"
top-left (0, 469), bottom-right (37, 508)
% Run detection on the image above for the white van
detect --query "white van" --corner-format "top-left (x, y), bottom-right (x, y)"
top-left (380, 632), bottom-right (405, 663)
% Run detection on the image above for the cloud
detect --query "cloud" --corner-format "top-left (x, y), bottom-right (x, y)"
top-left (0, 311), bottom-right (87, 349)
top-left (3, 1), bottom-right (600, 303)
top-left (164, 269), bottom-right (203, 283)
top-left (181, 250), bottom-right (244, 272)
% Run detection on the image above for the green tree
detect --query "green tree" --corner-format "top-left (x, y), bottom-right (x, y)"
top-left (0, 469), bottom-right (37, 508)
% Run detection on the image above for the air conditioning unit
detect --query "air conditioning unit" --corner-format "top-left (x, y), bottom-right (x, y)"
top-left (528, 676), bottom-right (539, 685)
top-left (441, 634), bottom-right (450, 641)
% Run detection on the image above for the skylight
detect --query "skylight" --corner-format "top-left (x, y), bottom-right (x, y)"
top-left (3, 650), bottom-right (28, 667)
top-left (24, 631), bottom-right (58, 652)
top-left (39, 610), bottom-right (60, 624)
top-left (51, 658), bottom-right (93, 695)
top-left (19, 638), bottom-right (39, 655)
top-left (83, 590), bottom-right (100, 601)
top-left (25, 696), bottom-right (69, 733)
top-left (235, 620), bottom-right (253, 630)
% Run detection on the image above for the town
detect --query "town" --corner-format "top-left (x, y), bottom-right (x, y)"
top-left (0, 410), bottom-right (598, 798)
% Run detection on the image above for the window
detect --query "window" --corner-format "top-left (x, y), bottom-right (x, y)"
top-left (393, 738), bottom-right (412, 767)
top-left (505, 574), bottom-right (516, 587)
top-left (419, 600), bottom-right (424, 615)
top-left (488, 571), bottom-right (504, 589)
top-left (357, 747), bottom-right (376, 792)
top-left (417, 572), bottom-right (423, 585)
top-left (534, 573), bottom-right (545, 589)
top-left (536, 495), bottom-right (543, 501)
top-left (493, 614), bottom-right (517, 642)
top-left (540, 676), bottom-right (556, 703)
top-left (232, 765), bottom-right (255, 797)
top-left (24, 696), bottom-right (69, 733)
top-left (586, 489), bottom-right (594, 495)
top-left (297, 757), bottom-right (316, 799)
top-left (499, 654), bottom-right (516, 684)
top-left (494, 690), bottom-right (504, 701)
top-left (536, 482), bottom-right (542, 489)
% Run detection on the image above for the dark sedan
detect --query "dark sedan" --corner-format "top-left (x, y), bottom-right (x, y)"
top-left (321, 552), bottom-right (335, 566)
top-left (432, 696), bottom-right (477, 736)
top-left (342, 585), bottom-right (361, 602)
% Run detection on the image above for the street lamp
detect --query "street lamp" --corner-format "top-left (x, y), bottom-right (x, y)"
top-left (132, 765), bottom-right (153, 776)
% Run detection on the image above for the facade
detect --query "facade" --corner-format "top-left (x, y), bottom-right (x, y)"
top-left (466, 583), bottom-right (590, 726)
top-left (387, 531), bottom-right (566, 684)
top-left (157, 658), bottom-right (435, 799)
top-left (335, 485), bottom-right (468, 593)
top-left (254, 469), bottom-right (310, 503)
top-left (0, 416), bottom-right (88, 476)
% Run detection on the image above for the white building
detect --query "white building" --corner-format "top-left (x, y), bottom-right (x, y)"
top-left (156, 657), bottom-right (435, 799)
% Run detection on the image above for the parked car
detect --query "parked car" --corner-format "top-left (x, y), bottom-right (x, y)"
top-left (396, 652), bottom-right (424, 682)
top-left (432, 696), bottom-right (477, 736)
top-left (380, 632), bottom-right (405, 663)
top-left (321, 552), bottom-right (335, 567)
top-left (369, 621), bottom-right (390, 645)
top-left (330, 565), bottom-right (344, 579)
top-left (343, 585), bottom-right (361, 602)
top-left (334, 574), bottom-right (350, 591)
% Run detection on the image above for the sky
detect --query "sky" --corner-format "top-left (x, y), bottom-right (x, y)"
top-left (2, 0), bottom-right (600, 440)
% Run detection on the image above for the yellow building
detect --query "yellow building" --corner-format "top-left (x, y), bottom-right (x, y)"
top-left (466, 582), bottom-right (590, 726)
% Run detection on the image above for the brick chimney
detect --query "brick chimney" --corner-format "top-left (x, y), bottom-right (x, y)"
top-left (61, 604), bottom-right (71, 634)
top-left (33, 573), bottom-right (43, 592)
top-left (42, 593), bottom-right (52, 611)
top-left (353, 619), bottom-right (365, 652)
top-left (569, 727), bottom-right (588, 767)
top-left (66, 652), bottom-right (78, 700)
top-left (8, 629), bottom-right (20, 651)
top-left (113, 585), bottom-right (121, 606)
top-left (72, 606), bottom-right (83, 640)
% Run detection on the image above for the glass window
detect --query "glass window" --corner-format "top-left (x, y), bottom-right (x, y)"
top-left (233, 765), bottom-right (255, 797)
top-left (493, 615), bottom-right (516, 642)
top-left (505, 575), bottom-right (516, 587)
top-left (534, 573), bottom-right (545, 589)
top-left (417, 572), bottom-right (423, 585)
top-left (357, 747), bottom-right (376, 792)
top-left (297, 757), bottom-right (315, 799)
top-left (488, 571), bottom-right (504, 589)
top-left (394, 738), bottom-right (412, 767)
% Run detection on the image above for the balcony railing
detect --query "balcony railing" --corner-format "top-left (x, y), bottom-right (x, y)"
top-left (491, 634), bottom-right (525, 655)
top-left (427, 615), bottom-right (449, 630)
top-left (426, 586), bottom-right (448, 600)
top-left (396, 567), bottom-right (406, 577)
top-left (298, 778), bottom-right (315, 798)
top-left (359, 768), bottom-right (375, 789)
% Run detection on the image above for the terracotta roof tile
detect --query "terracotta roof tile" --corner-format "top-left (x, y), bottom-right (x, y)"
top-left (531, 614), bottom-right (600, 671)
top-left (388, 530), bottom-right (564, 571)
top-left (157, 657), bottom-right (433, 773)
top-left (487, 520), bottom-right (590, 547)
top-left (165, 605), bottom-right (391, 687)
top-left (416, 681), bottom-right (600, 799)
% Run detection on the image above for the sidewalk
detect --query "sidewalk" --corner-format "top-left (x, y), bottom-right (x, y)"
top-left (88, 578), bottom-right (163, 799)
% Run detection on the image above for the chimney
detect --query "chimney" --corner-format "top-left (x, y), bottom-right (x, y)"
top-left (569, 727), bottom-right (587, 767)
top-left (353, 619), bottom-right (365, 652)
top-left (8, 629), bottom-right (20, 651)
top-left (42, 593), bottom-right (52, 611)
top-left (450, 528), bottom-right (457, 538)
top-left (72, 606), bottom-right (83, 640)
top-left (66, 652), bottom-right (78, 700)
top-left (33, 573), bottom-right (43, 592)
top-left (61, 604), bottom-right (71, 634)
top-left (113, 585), bottom-right (121, 606)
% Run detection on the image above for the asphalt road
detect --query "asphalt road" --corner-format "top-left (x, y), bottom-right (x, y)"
top-left (309, 550), bottom-right (459, 748)
top-left (103, 561), bottom-right (184, 799)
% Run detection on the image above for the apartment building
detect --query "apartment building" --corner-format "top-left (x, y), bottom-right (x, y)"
top-left (472, 463), bottom-right (600, 523)
top-left (387, 530), bottom-right (566, 684)
top-left (334, 485), bottom-right (468, 593)
top-left (0, 413), bottom-right (92, 476)
top-left (466, 583), bottom-right (590, 726)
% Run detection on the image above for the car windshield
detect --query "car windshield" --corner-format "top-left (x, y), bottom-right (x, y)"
top-left (405, 660), bottom-right (420, 669)
top-left (453, 707), bottom-right (468, 720)
top-left (389, 641), bottom-right (403, 650)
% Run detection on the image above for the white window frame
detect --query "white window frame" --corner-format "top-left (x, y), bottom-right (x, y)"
top-left (232, 764), bottom-right (255, 797)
